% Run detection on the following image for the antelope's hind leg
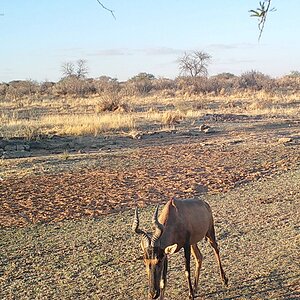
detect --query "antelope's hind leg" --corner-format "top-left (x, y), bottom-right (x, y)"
top-left (206, 226), bottom-right (228, 286)
top-left (191, 244), bottom-right (203, 294)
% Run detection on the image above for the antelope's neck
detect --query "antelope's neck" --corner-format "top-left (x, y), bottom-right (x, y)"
top-left (158, 199), bottom-right (185, 251)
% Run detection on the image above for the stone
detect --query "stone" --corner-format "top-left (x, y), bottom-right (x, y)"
top-left (16, 144), bottom-right (25, 151)
top-left (24, 144), bottom-right (30, 151)
top-left (4, 144), bottom-right (17, 151)
top-left (2, 151), bottom-right (31, 159)
top-left (278, 137), bottom-right (292, 144)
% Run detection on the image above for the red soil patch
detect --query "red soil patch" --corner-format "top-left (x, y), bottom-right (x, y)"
top-left (1, 142), bottom-right (299, 227)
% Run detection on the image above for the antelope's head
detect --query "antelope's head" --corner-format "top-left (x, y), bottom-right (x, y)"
top-left (132, 205), bottom-right (177, 299)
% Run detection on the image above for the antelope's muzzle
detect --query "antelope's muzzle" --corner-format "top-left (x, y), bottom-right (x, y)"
top-left (149, 289), bottom-right (160, 299)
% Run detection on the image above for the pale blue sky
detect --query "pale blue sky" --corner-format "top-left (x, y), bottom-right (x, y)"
top-left (0, 1), bottom-right (299, 82)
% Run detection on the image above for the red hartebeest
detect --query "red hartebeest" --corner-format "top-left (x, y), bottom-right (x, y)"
top-left (132, 198), bottom-right (228, 299)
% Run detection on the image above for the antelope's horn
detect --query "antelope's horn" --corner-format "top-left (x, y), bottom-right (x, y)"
top-left (132, 207), bottom-right (150, 248)
top-left (151, 205), bottom-right (164, 245)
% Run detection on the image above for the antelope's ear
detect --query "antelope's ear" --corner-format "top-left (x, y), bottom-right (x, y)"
top-left (164, 244), bottom-right (177, 255)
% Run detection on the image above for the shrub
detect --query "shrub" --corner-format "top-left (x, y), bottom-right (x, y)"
top-left (54, 76), bottom-right (96, 97)
top-left (126, 72), bottom-right (155, 96)
top-left (95, 90), bottom-right (130, 113)
top-left (162, 111), bottom-right (184, 126)
top-left (238, 70), bottom-right (274, 91)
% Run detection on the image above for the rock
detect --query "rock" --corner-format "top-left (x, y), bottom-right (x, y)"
top-left (193, 183), bottom-right (208, 194)
top-left (24, 144), bottom-right (30, 151)
top-left (229, 139), bottom-right (243, 145)
top-left (199, 124), bottom-right (214, 134)
top-left (16, 144), bottom-right (25, 151)
top-left (200, 124), bottom-right (210, 132)
top-left (4, 144), bottom-right (17, 151)
top-left (2, 151), bottom-right (31, 159)
top-left (203, 127), bottom-right (214, 134)
top-left (278, 137), bottom-right (293, 144)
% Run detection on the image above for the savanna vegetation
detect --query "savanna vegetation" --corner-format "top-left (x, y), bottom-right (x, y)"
top-left (1, 49), bottom-right (300, 298)
top-left (1, 67), bottom-right (300, 139)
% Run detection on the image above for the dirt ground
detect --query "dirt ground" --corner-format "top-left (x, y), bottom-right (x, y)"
top-left (0, 114), bottom-right (300, 299)
top-left (0, 168), bottom-right (299, 299)
top-left (1, 114), bottom-right (300, 227)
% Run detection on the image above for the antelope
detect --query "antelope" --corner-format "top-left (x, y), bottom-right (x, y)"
top-left (132, 197), bottom-right (228, 299)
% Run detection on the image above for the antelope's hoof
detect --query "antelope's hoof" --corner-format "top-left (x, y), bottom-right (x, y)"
top-left (223, 276), bottom-right (229, 286)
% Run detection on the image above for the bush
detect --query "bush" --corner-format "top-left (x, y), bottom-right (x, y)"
top-left (95, 90), bottom-right (130, 113)
top-left (238, 70), bottom-right (274, 91)
top-left (4, 80), bottom-right (39, 100)
top-left (162, 111), bottom-right (184, 126)
top-left (94, 76), bottom-right (119, 94)
top-left (125, 73), bottom-right (155, 96)
top-left (53, 76), bottom-right (96, 97)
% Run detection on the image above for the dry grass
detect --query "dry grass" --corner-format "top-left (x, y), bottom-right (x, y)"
top-left (1, 93), bottom-right (299, 139)
top-left (0, 113), bottom-right (136, 138)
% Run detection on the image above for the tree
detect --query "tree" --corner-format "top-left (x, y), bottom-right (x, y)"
top-left (288, 71), bottom-right (300, 78)
top-left (178, 51), bottom-right (211, 77)
top-left (61, 59), bottom-right (88, 79)
top-left (130, 72), bottom-right (155, 81)
top-left (61, 62), bottom-right (75, 78)
top-left (76, 59), bottom-right (89, 79)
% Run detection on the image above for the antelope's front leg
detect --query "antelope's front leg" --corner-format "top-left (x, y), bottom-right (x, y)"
top-left (159, 258), bottom-right (168, 300)
top-left (184, 243), bottom-right (194, 299)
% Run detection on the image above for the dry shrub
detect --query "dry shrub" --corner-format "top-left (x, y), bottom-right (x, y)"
top-left (22, 125), bottom-right (43, 140)
top-left (95, 91), bottom-right (131, 113)
top-left (238, 71), bottom-right (274, 92)
top-left (160, 89), bottom-right (176, 98)
top-left (0, 122), bottom-right (42, 140)
top-left (248, 98), bottom-right (274, 111)
top-left (192, 98), bottom-right (210, 110)
top-left (221, 99), bottom-right (244, 110)
top-left (162, 111), bottom-right (185, 126)
top-left (125, 73), bottom-right (155, 96)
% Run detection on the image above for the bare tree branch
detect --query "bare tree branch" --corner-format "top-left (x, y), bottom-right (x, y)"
top-left (95, 0), bottom-right (116, 19)
top-left (76, 59), bottom-right (88, 79)
top-left (61, 60), bottom-right (88, 79)
top-left (178, 51), bottom-right (211, 77)
top-left (250, 0), bottom-right (275, 40)
top-left (61, 61), bottom-right (75, 78)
